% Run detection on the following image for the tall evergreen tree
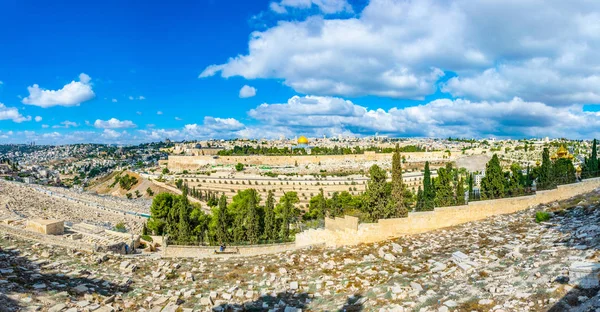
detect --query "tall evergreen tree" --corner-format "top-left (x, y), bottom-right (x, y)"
top-left (538, 148), bottom-right (554, 189)
top-left (215, 194), bottom-right (229, 244)
top-left (317, 188), bottom-right (327, 219)
top-left (364, 164), bottom-right (390, 221)
top-left (585, 139), bottom-right (598, 178)
top-left (329, 192), bottom-right (343, 217)
top-left (422, 161), bottom-right (435, 210)
top-left (263, 191), bottom-right (276, 241)
top-left (467, 172), bottom-right (474, 200)
top-left (553, 158), bottom-right (577, 185)
top-left (415, 186), bottom-right (424, 211)
top-left (506, 163), bottom-right (524, 196)
top-left (278, 192), bottom-right (298, 240)
top-left (456, 177), bottom-right (466, 205)
top-left (390, 144), bottom-right (408, 217)
top-left (246, 189), bottom-right (260, 244)
top-left (177, 187), bottom-right (191, 242)
top-left (480, 154), bottom-right (505, 199)
top-left (434, 163), bottom-right (455, 207)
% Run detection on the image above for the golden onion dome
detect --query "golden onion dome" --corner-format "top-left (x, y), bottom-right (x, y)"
top-left (298, 136), bottom-right (309, 144)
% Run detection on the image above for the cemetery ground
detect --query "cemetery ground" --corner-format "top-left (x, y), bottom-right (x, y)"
top-left (1, 189), bottom-right (600, 311)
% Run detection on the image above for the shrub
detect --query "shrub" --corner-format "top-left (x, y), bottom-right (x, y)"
top-left (535, 211), bottom-right (551, 223)
top-left (141, 235), bottom-right (153, 242)
top-left (113, 222), bottom-right (127, 233)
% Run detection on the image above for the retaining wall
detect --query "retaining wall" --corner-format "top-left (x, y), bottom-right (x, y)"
top-left (167, 151), bottom-right (452, 172)
top-left (296, 178), bottom-right (600, 247)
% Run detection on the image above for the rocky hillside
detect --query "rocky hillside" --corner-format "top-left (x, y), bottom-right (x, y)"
top-left (1, 189), bottom-right (600, 311)
top-left (87, 170), bottom-right (171, 200)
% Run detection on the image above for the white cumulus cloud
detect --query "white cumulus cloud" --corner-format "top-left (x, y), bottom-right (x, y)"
top-left (34, 116), bottom-right (42, 122)
top-left (94, 118), bottom-right (137, 129)
top-left (239, 85), bottom-right (257, 98)
top-left (0, 103), bottom-right (31, 123)
top-left (22, 73), bottom-right (95, 108)
top-left (202, 0), bottom-right (600, 105)
top-left (269, 0), bottom-right (353, 14)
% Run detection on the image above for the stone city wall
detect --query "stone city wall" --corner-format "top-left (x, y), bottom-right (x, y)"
top-left (162, 242), bottom-right (301, 258)
top-left (167, 151), bottom-right (452, 172)
top-left (324, 215), bottom-right (359, 232)
top-left (296, 177), bottom-right (600, 247)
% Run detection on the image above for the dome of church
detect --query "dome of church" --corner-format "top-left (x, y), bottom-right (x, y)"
top-left (298, 136), bottom-right (309, 144)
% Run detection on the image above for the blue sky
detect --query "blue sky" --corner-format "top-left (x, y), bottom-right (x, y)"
top-left (1, 0), bottom-right (600, 144)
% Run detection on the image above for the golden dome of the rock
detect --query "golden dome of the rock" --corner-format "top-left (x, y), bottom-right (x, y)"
top-left (298, 136), bottom-right (309, 144)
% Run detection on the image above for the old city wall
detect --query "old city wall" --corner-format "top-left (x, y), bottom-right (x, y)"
top-left (162, 242), bottom-right (303, 258)
top-left (296, 177), bottom-right (600, 247)
top-left (167, 151), bottom-right (450, 171)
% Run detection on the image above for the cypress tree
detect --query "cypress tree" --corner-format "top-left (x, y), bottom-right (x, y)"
top-left (416, 186), bottom-right (423, 211)
top-left (422, 161), bottom-right (435, 210)
top-left (481, 154), bottom-right (505, 199)
top-left (364, 164), bottom-right (390, 221)
top-left (434, 163), bottom-right (455, 207)
top-left (587, 139), bottom-right (598, 178)
top-left (456, 177), bottom-right (465, 205)
top-left (330, 192), bottom-right (342, 217)
top-left (264, 191), bottom-right (276, 241)
top-left (468, 172), bottom-right (474, 200)
top-left (538, 148), bottom-right (554, 189)
top-left (215, 194), bottom-right (229, 244)
top-left (246, 189), bottom-right (260, 244)
top-left (279, 193), bottom-right (292, 240)
top-left (177, 188), bottom-right (191, 243)
top-left (390, 144), bottom-right (407, 217)
top-left (317, 188), bottom-right (327, 219)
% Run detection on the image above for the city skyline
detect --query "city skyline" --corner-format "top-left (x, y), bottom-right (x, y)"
top-left (1, 0), bottom-right (600, 144)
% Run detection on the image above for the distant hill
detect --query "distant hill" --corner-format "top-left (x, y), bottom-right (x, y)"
top-left (86, 170), bottom-right (172, 199)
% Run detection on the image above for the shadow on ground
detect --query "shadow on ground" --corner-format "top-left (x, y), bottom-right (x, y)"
top-left (543, 199), bottom-right (600, 312)
top-left (0, 243), bottom-right (128, 311)
top-left (212, 292), bottom-right (365, 311)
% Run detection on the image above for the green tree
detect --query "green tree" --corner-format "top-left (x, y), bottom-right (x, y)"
top-left (177, 187), bottom-right (192, 242)
top-left (415, 186), bottom-right (423, 211)
top-left (246, 189), bottom-right (260, 244)
top-left (467, 172), bottom-right (474, 200)
top-left (538, 148), bottom-right (554, 189)
top-left (235, 163), bottom-right (245, 171)
top-left (263, 191), bottom-right (276, 241)
top-left (553, 158), bottom-right (576, 185)
top-left (422, 161), bottom-right (435, 210)
top-left (215, 195), bottom-right (230, 244)
top-left (434, 163), bottom-right (455, 207)
top-left (584, 139), bottom-right (598, 178)
top-left (506, 163), bottom-right (524, 196)
top-left (148, 193), bottom-right (175, 235)
top-left (456, 177), bottom-right (465, 205)
top-left (481, 154), bottom-right (505, 199)
top-left (277, 192), bottom-right (299, 240)
top-left (329, 192), bottom-right (343, 218)
top-left (364, 164), bottom-right (390, 221)
top-left (306, 188), bottom-right (327, 220)
top-left (390, 144), bottom-right (407, 217)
